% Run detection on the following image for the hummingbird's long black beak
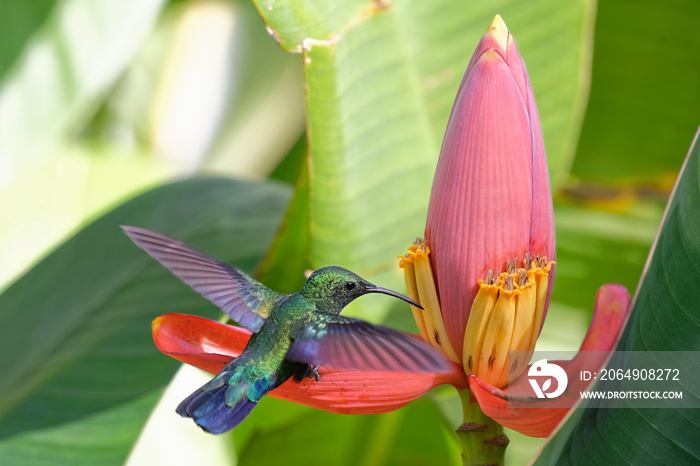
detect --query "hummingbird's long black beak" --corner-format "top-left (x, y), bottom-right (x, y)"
top-left (366, 286), bottom-right (423, 310)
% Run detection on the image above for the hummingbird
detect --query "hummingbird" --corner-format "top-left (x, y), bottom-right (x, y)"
top-left (122, 226), bottom-right (448, 434)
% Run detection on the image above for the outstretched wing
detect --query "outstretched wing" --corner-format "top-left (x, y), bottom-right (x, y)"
top-left (122, 226), bottom-right (281, 332)
top-left (287, 314), bottom-right (450, 373)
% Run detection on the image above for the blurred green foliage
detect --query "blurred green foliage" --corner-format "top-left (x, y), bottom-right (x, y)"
top-left (0, 0), bottom-right (698, 464)
top-left (572, 0), bottom-right (700, 183)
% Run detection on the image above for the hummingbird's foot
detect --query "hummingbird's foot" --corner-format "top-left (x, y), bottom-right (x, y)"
top-left (291, 363), bottom-right (321, 383)
top-left (306, 364), bottom-right (321, 381)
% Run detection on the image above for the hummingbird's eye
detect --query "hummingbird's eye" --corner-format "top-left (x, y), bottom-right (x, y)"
top-left (345, 281), bottom-right (356, 291)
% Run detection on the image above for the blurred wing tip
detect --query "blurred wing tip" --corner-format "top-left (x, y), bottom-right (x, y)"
top-left (120, 225), bottom-right (141, 234)
top-left (121, 225), bottom-right (156, 242)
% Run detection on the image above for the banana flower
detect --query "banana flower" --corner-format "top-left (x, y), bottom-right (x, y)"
top-left (399, 14), bottom-right (630, 452)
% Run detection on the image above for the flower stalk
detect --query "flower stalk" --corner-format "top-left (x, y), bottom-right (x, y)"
top-left (456, 389), bottom-right (507, 466)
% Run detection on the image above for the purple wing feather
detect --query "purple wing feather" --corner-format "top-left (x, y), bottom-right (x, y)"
top-left (287, 315), bottom-right (450, 373)
top-left (122, 226), bottom-right (280, 332)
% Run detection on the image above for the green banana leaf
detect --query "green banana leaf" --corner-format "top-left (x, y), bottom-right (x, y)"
top-left (0, 178), bottom-right (290, 464)
top-left (534, 130), bottom-right (700, 465)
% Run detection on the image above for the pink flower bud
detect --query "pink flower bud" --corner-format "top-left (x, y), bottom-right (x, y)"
top-left (425, 15), bottom-right (555, 356)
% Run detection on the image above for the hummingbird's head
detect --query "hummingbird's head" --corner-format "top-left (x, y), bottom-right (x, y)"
top-left (302, 266), bottom-right (422, 314)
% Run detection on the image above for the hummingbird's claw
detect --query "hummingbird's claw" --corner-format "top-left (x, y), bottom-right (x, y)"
top-left (306, 364), bottom-right (321, 381)
top-left (291, 363), bottom-right (321, 383)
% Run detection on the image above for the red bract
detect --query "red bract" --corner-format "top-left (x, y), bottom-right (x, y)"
top-left (468, 284), bottom-right (630, 437)
top-left (153, 313), bottom-right (466, 415)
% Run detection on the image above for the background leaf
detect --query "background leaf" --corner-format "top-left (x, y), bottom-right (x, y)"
top-left (534, 130), bottom-right (700, 465)
top-left (0, 0), bottom-right (167, 166)
top-left (0, 0), bottom-right (55, 80)
top-left (0, 0), bottom-right (304, 293)
top-left (548, 201), bottom-right (661, 327)
top-left (237, 398), bottom-right (459, 466)
top-left (571, 0), bottom-right (700, 185)
top-left (0, 0), bottom-right (169, 291)
top-left (0, 177), bottom-right (290, 464)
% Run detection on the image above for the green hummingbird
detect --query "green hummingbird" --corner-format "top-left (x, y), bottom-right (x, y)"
top-left (123, 226), bottom-right (448, 434)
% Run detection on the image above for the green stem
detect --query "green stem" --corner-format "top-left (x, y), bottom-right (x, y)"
top-left (456, 389), bottom-right (508, 466)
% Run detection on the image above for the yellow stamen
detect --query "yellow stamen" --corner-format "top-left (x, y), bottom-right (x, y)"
top-left (399, 239), bottom-right (460, 363)
top-left (529, 260), bottom-right (553, 351)
top-left (400, 259), bottom-right (429, 341)
top-left (478, 284), bottom-right (517, 388)
top-left (462, 278), bottom-right (498, 376)
top-left (504, 268), bottom-right (537, 382)
top-left (462, 256), bottom-right (555, 388)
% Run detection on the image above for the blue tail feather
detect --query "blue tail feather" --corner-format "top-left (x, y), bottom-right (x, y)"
top-left (177, 380), bottom-right (258, 434)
